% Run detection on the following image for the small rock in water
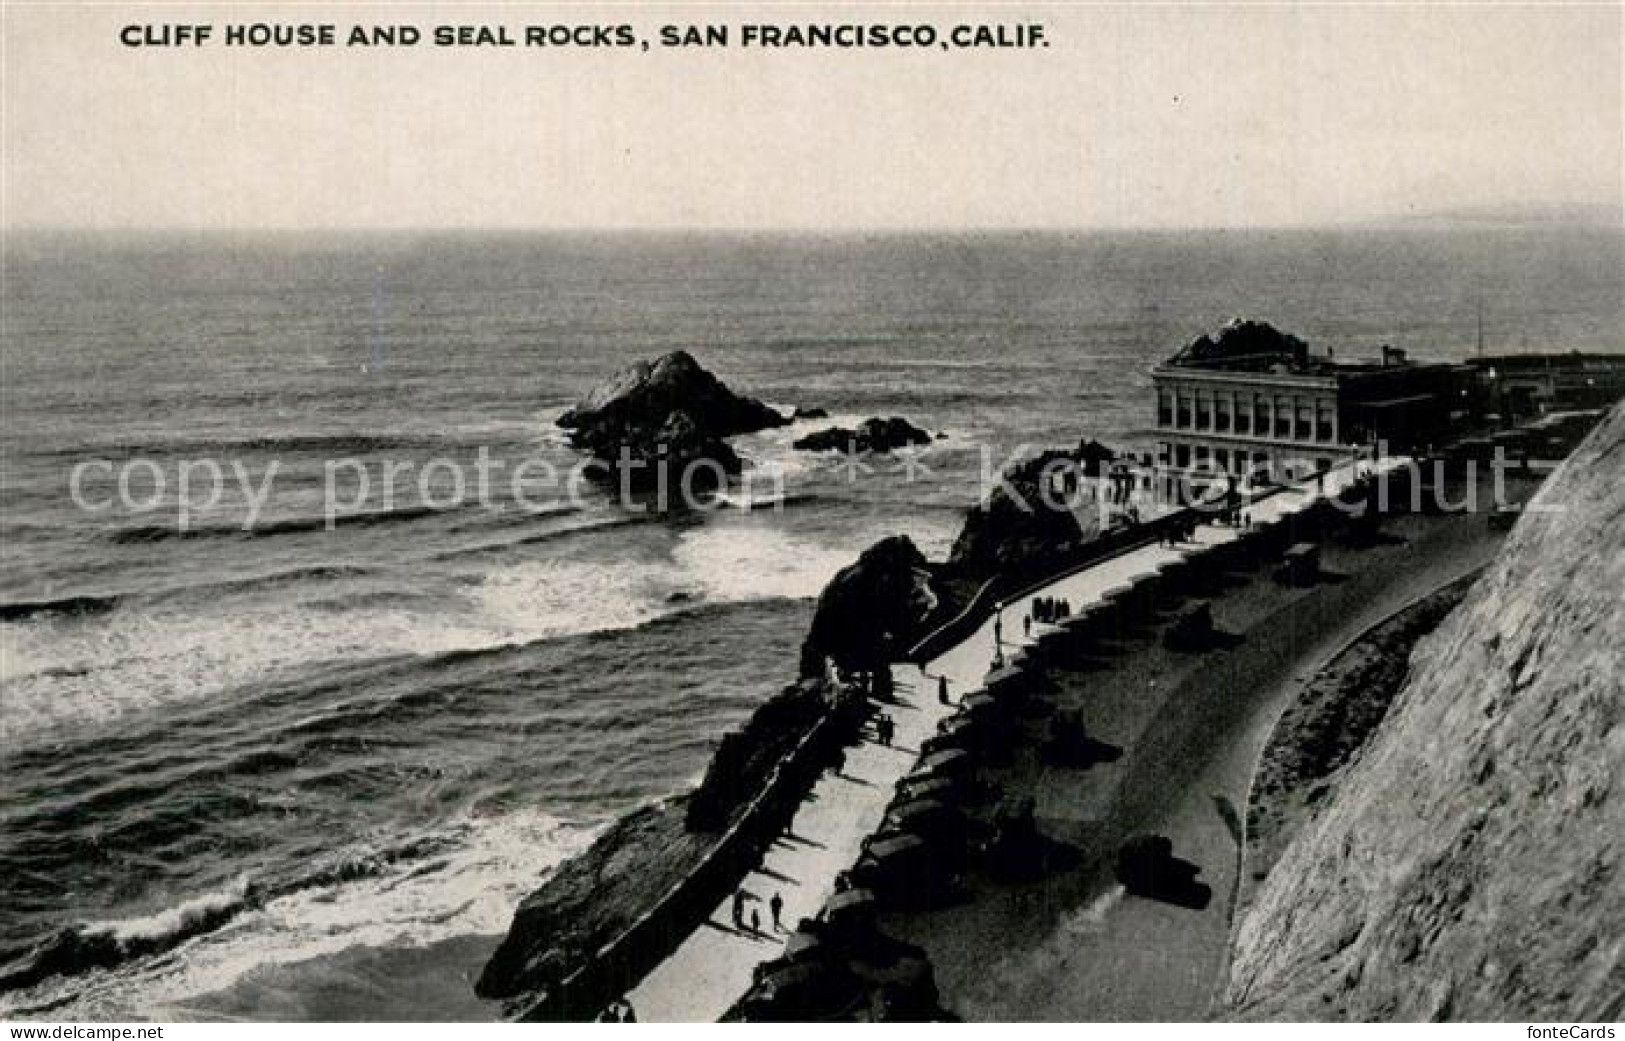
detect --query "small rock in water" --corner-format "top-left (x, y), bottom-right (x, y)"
top-left (792, 416), bottom-right (932, 453)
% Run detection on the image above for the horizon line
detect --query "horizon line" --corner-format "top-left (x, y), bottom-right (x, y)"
top-left (6, 218), bottom-right (1622, 237)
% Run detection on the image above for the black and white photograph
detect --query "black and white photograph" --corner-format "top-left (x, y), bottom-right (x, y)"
top-left (1, 1), bottom-right (1620, 1029)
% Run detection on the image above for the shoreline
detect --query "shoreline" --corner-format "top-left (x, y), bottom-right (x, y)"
top-left (165, 464), bottom-right (1540, 1023)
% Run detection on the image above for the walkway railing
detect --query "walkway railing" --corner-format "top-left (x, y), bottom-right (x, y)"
top-left (514, 694), bottom-right (859, 1021)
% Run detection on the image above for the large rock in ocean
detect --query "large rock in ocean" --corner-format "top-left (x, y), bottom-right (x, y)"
top-left (557, 351), bottom-right (789, 488)
top-left (1225, 401), bottom-right (1625, 1020)
top-left (1167, 318), bottom-right (1310, 369)
top-left (800, 535), bottom-right (938, 677)
top-left (793, 416), bottom-right (933, 454)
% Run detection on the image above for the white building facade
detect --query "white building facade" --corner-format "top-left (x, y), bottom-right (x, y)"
top-left (1151, 365), bottom-right (1355, 494)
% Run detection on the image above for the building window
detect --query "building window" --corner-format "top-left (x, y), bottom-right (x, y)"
top-left (1255, 394), bottom-right (1270, 434)
top-left (1235, 407), bottom-right (1251, 435)
top-left (1176, 391), bottom-right (1191, 429)
top-left (1157, 443), bottom-right (1170, 466)
top-left (1175, 444), bottom-right (1191, 468)
top-left (1296, 401), bottom-right (1314, 442)
top-left (1316, 400), bottom-right (1335, 442)
top-left (1194, 393), bottom-right (1211, 429)
top-left (1157, 390), bottom-right (1173, 428)
top-left (1215, 448), bottom-right (1230, 470)
top-left (1274, 398), bottom-right (1292, 438)
top-left (1215, 396), bottom-right (1231, 432)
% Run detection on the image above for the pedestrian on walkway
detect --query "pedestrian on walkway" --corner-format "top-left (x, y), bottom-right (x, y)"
top-left (938, 674), bottom-right (950, 705)
top-left (750, 908), bottom-right (761, 936)
top-left (1023, 614), bottom-right (1032, 637)
top-left (732, 889), bottom-right (746, 929)
top-left (770, 892), bottom-right (784, 931)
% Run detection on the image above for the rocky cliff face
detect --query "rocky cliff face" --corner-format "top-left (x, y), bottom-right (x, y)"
top-left (946, 441), bottom-right (1112, 581)
top-left (1225, 403), bottom-right (1624, 1021)
top-left (799, 535), bottom-right (937, 677)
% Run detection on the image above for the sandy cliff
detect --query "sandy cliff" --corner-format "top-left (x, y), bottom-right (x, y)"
top-left (1225, 404), bottom-right (1624, 1021)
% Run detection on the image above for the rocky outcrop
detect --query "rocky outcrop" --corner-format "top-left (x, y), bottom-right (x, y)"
top-left (476, 800), bottom-right (710, 1007)
top-left (799, 536), bottom-right (938, 678)
top-left (1225, 402), bottom-right (1625, 1021)
top-left (686, 679), bottom-right (859, 832)
top-left (794, 417), bottom-right (932, 454)
top-left (1167, 318), bottom-right (1310, 370)
top-left (557, 351), bottom-right (789, 488)
top-left (792, 406), bottom-right (829, 420)
top-left (946, 441), bottom-right (1113, 581)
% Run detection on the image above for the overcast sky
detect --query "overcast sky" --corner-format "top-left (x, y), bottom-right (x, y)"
top-left (3, 2), bottom-right (1620, 230)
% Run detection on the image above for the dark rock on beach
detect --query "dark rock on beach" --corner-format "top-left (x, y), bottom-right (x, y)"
top-left (556, 351), bottom-right (789, 489)
top-left (946, 439), bottom-right (1116, 581)
top-left (792, 406), bottom-right (829, 420)
top-left (686, 678), bottom-right (855, 831)
top-left (475, 798), bottom-right (713, 1007)
top-left (799, 535), bottom-right (938, 678)
top-left (793, 417), bottom-right (932, 454)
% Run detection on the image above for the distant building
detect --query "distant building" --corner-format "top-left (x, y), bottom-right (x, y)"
top-left (1468, 353), bottom-right (1625, 419)
top-left (1149, 320), bottom-right (1470, 495)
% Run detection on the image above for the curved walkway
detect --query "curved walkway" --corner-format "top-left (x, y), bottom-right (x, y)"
top-left (629, 459), bottom-right (1397, 1021)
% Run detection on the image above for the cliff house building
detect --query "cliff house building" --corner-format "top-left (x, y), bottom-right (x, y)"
top-left (1150, 321), bottom-right (1470, 496)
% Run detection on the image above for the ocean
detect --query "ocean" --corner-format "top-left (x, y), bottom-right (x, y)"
top-left (1, 229), bottom-right (1620, 1019)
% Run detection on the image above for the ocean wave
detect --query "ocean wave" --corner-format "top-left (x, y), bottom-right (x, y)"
top-left (0, 810), bottom-right (600, 1017)
top-left (0, 567), bottom-right (376, 627)
top-left (39, 431), bottom-right (495, 461)
top-left (0, 594), bottom-right (120, 623)
top-left (0, 832), bottom-right (445, 997)
top-left (105, 504), bottom-right (458, 545)
top-left (427, 514), bottom-right (650, 563)
top-left (4, 510), bottom-right (913, 746)
top-left (0, 883), bottom-right (254, 996)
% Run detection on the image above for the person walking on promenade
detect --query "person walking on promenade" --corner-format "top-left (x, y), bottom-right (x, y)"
top-left (938, 674), bottom-right (950, 705)
top-left (732, 889), bottom-right (747, 929)
top-left (1023, 614), bottom-right (1032, 638)
top-left (993, 602), bottom-right (1004, 646)
top-left (770, 892), bottom-right (784, 931)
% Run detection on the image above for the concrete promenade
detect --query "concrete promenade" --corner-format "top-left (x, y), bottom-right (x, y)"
top-left (629, 459), bottom-right (1397, 1021)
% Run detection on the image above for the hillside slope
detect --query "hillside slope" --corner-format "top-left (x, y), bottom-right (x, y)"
top-left (1225, 404), bottom-right (1624, 1021)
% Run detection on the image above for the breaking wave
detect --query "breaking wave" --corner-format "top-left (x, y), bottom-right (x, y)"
top-left (0, 810), bottom-right (600, 1014)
